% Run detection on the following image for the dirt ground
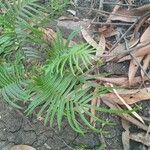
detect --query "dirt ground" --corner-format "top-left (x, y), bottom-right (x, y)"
top-left (0, 99), bottom-right (121, 150)
top-left (1, 0), bottom-right (150, 150)
top-left (0, 98), bottom-right (150, 150)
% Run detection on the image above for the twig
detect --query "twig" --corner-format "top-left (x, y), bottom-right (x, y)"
top-left (77, 7), bottom-right (139, 18)
top-left (124, 38), bottom-right (150, 81)
top-left (91, 21), bottom-right (133, 26)
top-left (110, 11), bottom-right (150, 51)
top-left (110, 19), bottom-right (139, 51)
top-left (109, 83), bottom-right (144, 124)
top-left (99, 0), bottom-right (104, 10)
top-left (145, 124), bottom-right (150, 139)
top-left (110, 41), bottom-right (150, 57)
top-left (102, 2), bottom-right (137, 7)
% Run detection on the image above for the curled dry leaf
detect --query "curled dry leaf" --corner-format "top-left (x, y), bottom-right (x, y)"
top-left (40, 28), bottom-right (56, 43)
top-left (90, 89), bottom-right (97, 124)
top-left (141, 54), bottom-right (150, 78)
top-left (11, 145), bottom-right (36, 150)
top-left (133, 42), bottom-right (150, 57)
top-left (111, 4), bottom-right (150, 23)
top-left (122, 130), bottom-right (130, 150)
top-left (94, 76), bottom-right (147, 87)
top-left (129, 132), bottom-right (150, 147)
top-left (106, 39), bottom-right (139, 62)
top-left (110, 9), bottom-right (137, 23)
top-left (132, 16), bottom-right (150, 39)
top-left (106, 1), bottom-right (123, 23)
top-left (58, 16), bottom-right (79, 21)
top-left (96, 34), bottom-right (105, 57)
top-left (130, 3), bottom-right (150, 16)
top-left (98, 26), bottom-right (119, 38)
top-left (128, 57), bottom-right (143, 86)
top-left (90, 98), bottom-right (97, 124)
top-left (40, 28), bottom-right (76, 46)
top-left (118, 55), bottom-right (132, 62)
top-left (122, 119), bottom-right (130, 150)
top-left (102, 87), bottom-right (150, 105)
top-left (140, 26), bottom-right (150, 43)
top-left (81, 27), bottom-right (99, 50)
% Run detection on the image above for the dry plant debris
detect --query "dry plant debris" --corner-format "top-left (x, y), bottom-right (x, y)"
top-left (11, 145), bottom-right (36, 150)
top-left (79, 0), bottom-right (150, 148)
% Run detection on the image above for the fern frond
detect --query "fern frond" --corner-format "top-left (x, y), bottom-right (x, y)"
top-left (26, 72), bottom-right (112, 133)
top-left (0, 64), bottom-right (29, 108)
top-left (0, 0), bottom-right (46, 55)
top-left (45, 30), bottom-right (95, 76)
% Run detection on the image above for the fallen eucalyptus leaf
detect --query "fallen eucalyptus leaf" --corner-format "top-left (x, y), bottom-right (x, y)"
top-left (128, 57), bottom-right (143, 86)
top-left (11, 145), bottom-right (36, 150)
top-left (122, 119), bottom-right (130, 150)
top-left (129, 132), bottom-right (150, 147)
top-left (140, 26), bottom-right (150, 43)
top-left (141, 54), bottom-right (150, 78)
top-left (96, 34), bottom-right (105, 57)
top-left (103, 87), bottom-right (150, 105)
top-left (81, 27), bottom-right (100, 52)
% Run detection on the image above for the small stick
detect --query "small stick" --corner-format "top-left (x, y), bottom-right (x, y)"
top-left (99, 0), bottom-right (104, 10)
top-left (110, 19), bottom-right (139, 51)
top-left (102, 2), bottom-right (137, 7)
top-left (91, 21), bottom-right (133, 26)
top-left (124, 38), bottom-right (150, 81)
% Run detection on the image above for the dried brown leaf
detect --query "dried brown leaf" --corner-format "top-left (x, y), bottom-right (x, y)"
top-left (132, 16), bottom-right (150, 39)
top-left (129, 132), bottom-right (150, 146)
top-left (130, 4), bottom-right (150, 16)
top-left (99, 26), bottom-right (119, 38)
top-left (128, 57), bottom-right (143, 86)
top-left (122, 131), bottom-right (130, 150)
top-left (11, 145), bottom-right (36, 150)
top-left (106, 39), bottom-right (139, 62)
top-left (81, 27), bottom-right (100, 51)
top-left (58, 16), bottom-right (79, 21)
top-left (102, 87), bottom-right (150, 105)
top-left (110, 9), bottom-right (137, 22)
top-left (118, 55), bottom-right (132, 62)
top-left (106, 1), bottom-right (123, 23)
top-left (40, 28), bottom-right (56, 43)
top-left (40, 28), bottom-right (76, 46)
top-left (96, 34), bottom-right (105, 57)
top-left (141, 54), bottom-right (150, 78)
top-left (122, 119), bottom-right (130, 150)
top-left (133, 42), bottom-right (150, 57)
top-left (81, 27), bottom-right (97, 47)
top-left (140, 26), bottom-right (150, 43)
top-left (110, 4), bottom-right (150, 23)
top-left (94, 76), bottom-right (147, 87)
top-left (90, 97), bottom-right (97, 124)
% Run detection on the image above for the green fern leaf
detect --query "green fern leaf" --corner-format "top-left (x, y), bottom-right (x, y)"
top-left (0, 64), bottom-right (29, 108)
